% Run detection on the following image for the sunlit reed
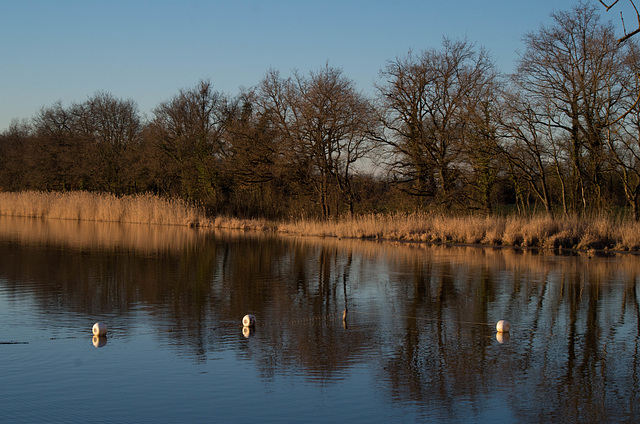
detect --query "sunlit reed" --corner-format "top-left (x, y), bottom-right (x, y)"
top-left (2, 191), bottom-right (640, 251)
top-left (277, 212), bottom-right (640, 252)
top-left (0, 191), bottom-right (207, 226)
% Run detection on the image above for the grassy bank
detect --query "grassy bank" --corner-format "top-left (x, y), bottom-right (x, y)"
top-left (2, 191), bottom-right (640, 252)
top-left (278, 213), bottom-right (640, 252)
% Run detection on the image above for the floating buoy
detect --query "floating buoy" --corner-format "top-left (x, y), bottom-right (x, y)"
top-left (92, 335), bottom-right (107, 348)
top-left (92, 322), bottom-right (108, 336)
top-left (496, 320), bottom-right (511, 333)
top-left (242, 314), bottom-right (256, 327)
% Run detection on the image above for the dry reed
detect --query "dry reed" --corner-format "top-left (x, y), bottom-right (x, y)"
top-left (0, 191), bottom-right (207, 226)
top-left (277, 212), bottom-right (640, 252)
top-left (2, 191), bottom-right (640, 252)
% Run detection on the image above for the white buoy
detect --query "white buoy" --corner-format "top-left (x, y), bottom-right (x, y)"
top-left (92, 335), bottom-right (107, 348)
top-left (92, 322), bottom-right (108, 336)
top-left (496, 320), bottom-right (511, 333)
top-left (242, 314), bottom-right (256, 327)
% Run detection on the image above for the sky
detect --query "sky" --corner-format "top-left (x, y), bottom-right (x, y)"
top-left (0, 0), bottom-right (623, 131)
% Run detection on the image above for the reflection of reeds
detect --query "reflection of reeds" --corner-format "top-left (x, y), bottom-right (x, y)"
top-left (0, 216), bottom-right (207, 252)
top-left (0, 215), bottom-right (279, 253)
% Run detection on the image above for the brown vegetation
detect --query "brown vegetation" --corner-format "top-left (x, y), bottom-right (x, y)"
top-left (278, 211), bottom-right (640, 252)
top-left (2, 191), bottom-right (640, 252)
top-left (0, 191), bottom-right (206, 226)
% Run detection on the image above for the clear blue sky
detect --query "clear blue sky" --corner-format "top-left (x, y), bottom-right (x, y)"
top-left (0, 0), bottom-right (614, 131)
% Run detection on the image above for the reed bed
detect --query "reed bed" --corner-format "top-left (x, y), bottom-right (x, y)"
top-left (277, 212), bottom-right (640, 252)
top-left (2, 191), bottom-right (640, 251)
top-left (0, 191), bottom-right (208, 226)
top-left (211, 215), bottom-right (275, 231)
top-left (0, 191), bottom-right (276, 230)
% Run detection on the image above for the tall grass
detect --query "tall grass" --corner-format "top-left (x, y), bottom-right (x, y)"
top-left (0, 191), bottom-right (276, 230)
top-left (277, 212), bottom-right (640, 252)
top-left (0, 191), bottom-right (207, 226)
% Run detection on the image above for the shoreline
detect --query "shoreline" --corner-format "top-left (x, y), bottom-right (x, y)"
top-left (2, 191), bottom-right (640, 253)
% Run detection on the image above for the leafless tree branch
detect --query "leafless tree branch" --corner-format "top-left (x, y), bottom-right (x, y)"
top-left (609, 73), bottom-right (640, 125)
top-left (600, 0), bottom-right (640, 42)
top-left (599, 0), bottom-right (621, 12)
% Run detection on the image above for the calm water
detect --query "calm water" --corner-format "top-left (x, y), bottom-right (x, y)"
top-left (1, 217), bottom-right (639, 423)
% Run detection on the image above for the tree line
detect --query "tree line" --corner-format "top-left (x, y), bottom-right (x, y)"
top-left (3, 2), bottom-right (640, 220)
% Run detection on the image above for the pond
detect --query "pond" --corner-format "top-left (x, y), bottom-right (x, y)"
top-left (0, 216), bottom-right (639, 423)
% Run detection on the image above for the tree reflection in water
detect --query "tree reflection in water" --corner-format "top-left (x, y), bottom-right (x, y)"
top-left (0, 216), bottom-right (639, 422)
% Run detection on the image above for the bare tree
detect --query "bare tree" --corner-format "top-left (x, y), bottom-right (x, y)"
top-left (460, 73), bottom-right (503, 213)
top-left (376, 38), bottom-right (497, 208)
top-left (72, 91), bottom-right (142, 194)
top-left (513, 2), bottom-right (628, 214)
top-left (498, 89), bottom-right (554, 213)
top-left (604, 42), bottom-right (640, 219)
top-left (32, 101), bottom-right (90, 191)
top-left (148, 80), bottom-right (228, 206)
top-left (0, 119), bottom-right (33, 191)
top-left (224, 91), bottom-right (279, 185)
top-left (258, 65), bottom-right (377, 218)
top-left (219, 90), bottom-right (297, 218)
top-left (599, 1), bottom-right (640, 131)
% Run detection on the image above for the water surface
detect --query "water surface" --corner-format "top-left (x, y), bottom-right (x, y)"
top-left (1, 216), bottom-right (639, 423)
